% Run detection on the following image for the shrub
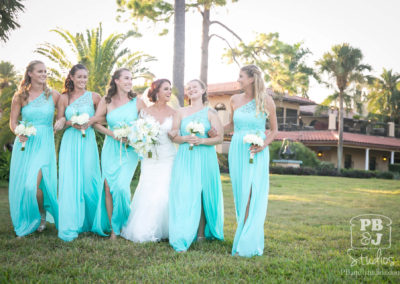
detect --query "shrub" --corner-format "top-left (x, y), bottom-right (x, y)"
top-left (389, 163), bottom-right (400, 173)
top-left (269, 141), bottom-right (320, 168)
top-left (0, 150), bottom-right (11, 181)
top-left (376, 171), bottom-right (394, 180)
top-left (217, 153), bottom-right (229, 173)
top-left (270, 166), bottom-right (316, 175)
top-left (340, 168), bottom-right (377, 179)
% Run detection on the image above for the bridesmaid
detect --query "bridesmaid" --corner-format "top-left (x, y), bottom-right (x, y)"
top-left (226, 65), bottom-right (278, 257)
top-left (57, 64), bottom-right (103, 241)
top-left (91, 68), bottom-right (146, 240)
top-left (9, 60), bottom-right (61, 237)
top-left (168, 79), bottom-right (224, 252)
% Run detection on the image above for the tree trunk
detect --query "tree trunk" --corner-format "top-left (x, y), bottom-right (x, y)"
top-left (173, 0), bottom-right (185, 106)
top-left (337, 90), bottom-right (344, 173)
top-left (200, 8), bottom-right (210, 85)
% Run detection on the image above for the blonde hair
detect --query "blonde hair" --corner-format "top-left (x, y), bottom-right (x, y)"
top-left (15, 60), bottom-right (51, 102)
top-left (240, 64), bottom-right (267, 114)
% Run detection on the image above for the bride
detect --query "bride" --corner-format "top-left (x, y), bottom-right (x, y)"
top-left (121, 79), bottom-right (176, 242)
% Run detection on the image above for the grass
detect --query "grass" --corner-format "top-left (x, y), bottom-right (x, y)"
top-left (1, 174), bottom-right (399, 283)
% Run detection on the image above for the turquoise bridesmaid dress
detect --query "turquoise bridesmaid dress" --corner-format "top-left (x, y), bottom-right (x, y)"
top-left (9, 92), bottom-right (59, 236)
top-left (58, 91), bottom-right (103, 241)
top-left (92, 98), bottom-right (139, 236)
top-left (229, 99), bottom-right (269, 257)
top-left (169, 107), bottom-right (224, 252)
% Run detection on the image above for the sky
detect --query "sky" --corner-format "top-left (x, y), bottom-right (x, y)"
top-left (1, 0), bottom-right (399, 103)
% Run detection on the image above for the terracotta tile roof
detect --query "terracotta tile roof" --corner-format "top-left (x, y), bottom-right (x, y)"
top-left (274, 131), bottom-right (400, 150)
top-left (207, 82), bottom-right (316, 105)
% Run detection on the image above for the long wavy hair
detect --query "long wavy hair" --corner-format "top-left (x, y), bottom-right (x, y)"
top-left (105, 68), bottom-right (136, 104)
top-left (240, 64), bottom-right (268, 114)
top-left (187, 79), bottom-right (208, 104)
top-left (15, 60), bottom-right (51, 102)
top-left (62, 64), bottom-right (88, 94)
top-left (148, 79), bottom-right (171, 102)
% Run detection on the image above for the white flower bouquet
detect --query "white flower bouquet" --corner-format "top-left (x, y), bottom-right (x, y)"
top-left (243, 133), bottom-right (264, 164)
top-left (129, 116), bottom-right (161, 158)
top-left (185, 121), bottom-right (205, 150)
top-left (14, 121), bottom-right (37, 151)
top-left (70, 113), bottom-right (90, 137)
top-left (113, 122), bottom-right (133, 163)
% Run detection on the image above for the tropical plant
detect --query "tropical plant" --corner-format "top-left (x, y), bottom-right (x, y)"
top-left (367, 69), bottom-right (400, 123)
top-left (0, 61), bottom-right (18, 89)
top-left (117, 0), bottom-right (242, 105)
top-left (0, 0), bottom-right (25, 42)
top-left (35, 23), bottom-right (156, 95)
top-left (224, 33), bottom-right (317, 98)
top-left (316, 43), bottom-right (370, 172)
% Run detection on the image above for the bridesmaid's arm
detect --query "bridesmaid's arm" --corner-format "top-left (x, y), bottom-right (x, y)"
top-left (92, 92), bottom-right (102, 110)
top-left (251, 94), bottom-right (278, 153)
top-left (88, 97), bottom-right (107, 126)
top-left (223, 95), bottom-right (235, 133)
top-left (93, 123), bottom-right (115, 139)
top-left (168, 110), bottom-right (195, 145)
top-left (136, 97), bottom-right (147, 113)
top-left (54, 93), bottom-right (66, 131)
top-left (199, 109), bottom-right (223, 146)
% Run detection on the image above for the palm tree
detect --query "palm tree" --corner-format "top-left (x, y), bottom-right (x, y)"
top-left (367, 69), bottom-right (400, 123)
top-left (316, 43), bottom-right (370, 172)
top-left (0, 0), bottom-right (25, 42)
top-left (173, 0), bottom-right (185, 106)
top-left (35, 23), bottom-right (156, 95)
top-left (0, 61), bottom-right (18, 90)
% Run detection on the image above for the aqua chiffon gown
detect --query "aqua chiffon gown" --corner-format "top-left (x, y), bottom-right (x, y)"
top-left (169, 107), bottom-right (224, 252)
top-left (92, 98), bottom-right (139, 236)
top-left (229, 99), bottom-right (269, 257)
top-left (9, 93), bottom-right (59, 237)
top-left (58, 92), bottom-right (103, 241)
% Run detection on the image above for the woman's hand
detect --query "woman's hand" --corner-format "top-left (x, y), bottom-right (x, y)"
top-left (207, 127), bottom-right (218, 138)
top-left (54, 117), bottom-right (66, 131)
top-left (185, 135), bottom-right (201, 145)
top-left (18, 135), bottom-right (28, 143)
top-left (250, 140), bottom-right (268, 154)
top-left (168, 129), bottom-right (178, 140)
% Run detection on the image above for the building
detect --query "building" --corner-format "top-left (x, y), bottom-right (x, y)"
top-left (207, 82), bottom-right (400, 171)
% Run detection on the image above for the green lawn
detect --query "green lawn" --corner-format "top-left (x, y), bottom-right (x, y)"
top-left (1, 175), bottom-right (399, 283)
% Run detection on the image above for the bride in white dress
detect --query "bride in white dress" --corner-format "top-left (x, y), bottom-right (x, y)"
top-left (121, 79), bottom-right (176, 242)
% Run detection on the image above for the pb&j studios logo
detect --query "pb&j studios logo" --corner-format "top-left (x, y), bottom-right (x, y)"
top-left (347, 214), bottom-right (394, 267)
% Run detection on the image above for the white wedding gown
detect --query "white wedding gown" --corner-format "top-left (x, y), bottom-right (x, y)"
top-left (121, 115), bottom-right (176, 242)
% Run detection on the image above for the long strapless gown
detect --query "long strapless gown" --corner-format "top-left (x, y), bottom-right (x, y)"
top-left (58, 91), bottom-right (103, 241)
top-left (169, 107), bottom-right (224, 252)
top-left (229, 99), bottom-right (270, 257)
top-left (9, 93), bottom-right (59, 236)
top-left (121, 115), bottom-right (176, 242)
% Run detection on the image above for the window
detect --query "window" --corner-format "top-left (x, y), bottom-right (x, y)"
top-left (344, 154), bottom-right (352, 169)
top-left (286, 108), bottom-right (298, 124)
top-left (369, 157), bottom-right (376, 171)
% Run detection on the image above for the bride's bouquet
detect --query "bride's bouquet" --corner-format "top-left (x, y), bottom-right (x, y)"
top-left (70, 112), bottom-right (90, 137)
top-left (243, 133), bottom-right (264, 164)
top-left (113, 122), bottom-right (133, 163)
top-left (186, 121), bottom-right (205, 150)
top-left (129, 116), bottom-right (161, 158)
top-left (14, 121), bottom-right (37, 151)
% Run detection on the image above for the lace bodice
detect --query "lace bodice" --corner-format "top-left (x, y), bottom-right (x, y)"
top-left (65, 91), bottom-right (95, 120)
top-left (233, 99), bottom-right (267, 133)
top-left (21, 93), bottom-right (54, 127)
top-left (180, 107), bottom-right (210, 137)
